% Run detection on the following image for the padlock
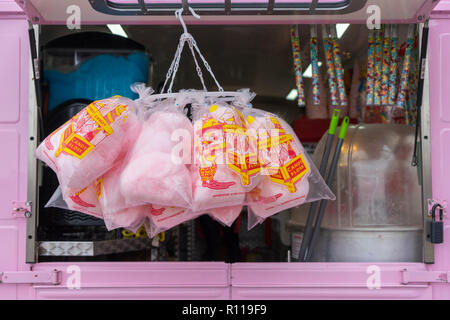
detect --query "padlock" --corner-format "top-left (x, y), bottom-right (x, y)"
top-left (429, 203), bottom-right (444, 244)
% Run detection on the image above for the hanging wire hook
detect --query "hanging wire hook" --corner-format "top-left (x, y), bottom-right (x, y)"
top-left (175, 6), bottom-right (201, 35)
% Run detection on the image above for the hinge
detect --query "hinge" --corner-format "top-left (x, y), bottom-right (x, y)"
top-left (0, 270), bottom-right (61, 285)
top-left (11, 201), bottom-right (32, 218)
top-left (401, 269), bottom-right (449, 285)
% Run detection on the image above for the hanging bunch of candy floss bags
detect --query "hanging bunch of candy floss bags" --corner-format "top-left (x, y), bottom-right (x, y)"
top-left (40, 6), bottom-right (334, 237)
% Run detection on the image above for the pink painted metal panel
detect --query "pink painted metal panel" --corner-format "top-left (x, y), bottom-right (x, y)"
top-left (0, 0), bottom-right (22, 13)
top-left (29, 262), bottom-right (230, 300)
top-left (0, 227), bottom-right (19, 298)
top-left (0, 130), bottom-right (19, 217)
top-left (428, 16), bottom-right (450, 300)
top-left (0, 10), bottom-right (30, 299)
top-left (17, 0), bottom-right (437, 25)
top-left (231, 263), bottom-right (433, 299)
top-left (431, 2), bottom-right (450, 22)
top-left (0, 35), bottom-right (20, 123)
top-left (433, 0), bottom-right (450, 12)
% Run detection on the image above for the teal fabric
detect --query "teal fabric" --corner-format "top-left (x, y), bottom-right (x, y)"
top-left (45, 52), bottom-right (149, 111)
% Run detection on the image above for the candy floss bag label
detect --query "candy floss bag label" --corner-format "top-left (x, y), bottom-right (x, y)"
top-left (36, 95), bottom-right (141, 190)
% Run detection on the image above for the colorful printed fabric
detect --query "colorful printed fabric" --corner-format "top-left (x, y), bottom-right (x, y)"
top-left (290, 25), bottom-right (305, 106)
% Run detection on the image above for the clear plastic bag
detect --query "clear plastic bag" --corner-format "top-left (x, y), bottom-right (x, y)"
top-left (61, 183), bottom-right (103, 218)
top-left (241, 108), bottom-right (335, 228)
top-left (208, 206), bottom-right (243, 227)
top-left (46, 168), bottom-right (147, 233)
top-left (36, 95), bottom-right (142, 190)
top-left (103, 205), bottom-right (148, 234)
top-left (119, 95), bottom-right (194, 209)
top-left (94, 161), bottom-right (147, 232)
top-left (146, 205), bottom-right (202, 238)
top-left (45, 185), bottom-right (103, 219)
top-left (190, 94), bottom-right (257, 214)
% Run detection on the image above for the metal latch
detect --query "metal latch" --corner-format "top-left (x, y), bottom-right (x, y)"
top-left (401, 269), bottom-right (449, 285)
top-left (11, 201), bottom-right (32, 218)
top-left (0, 270), bottom-right (61, 285)
top-left (428, 199), bottom-right (447, 217)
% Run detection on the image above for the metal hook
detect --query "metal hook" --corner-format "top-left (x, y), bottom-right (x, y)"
top-left (175, 6), bottom-right (201, 35)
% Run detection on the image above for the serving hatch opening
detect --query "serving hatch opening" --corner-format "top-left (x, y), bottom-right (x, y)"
top-left (32, 19), bottom-right (429, 263)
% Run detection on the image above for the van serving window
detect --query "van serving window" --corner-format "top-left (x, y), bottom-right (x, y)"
top-left (91, 0), bottom-right (358, 16)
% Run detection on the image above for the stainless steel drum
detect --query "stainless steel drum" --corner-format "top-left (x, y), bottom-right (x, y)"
top-left (288, 124), bottom-right (423, 262)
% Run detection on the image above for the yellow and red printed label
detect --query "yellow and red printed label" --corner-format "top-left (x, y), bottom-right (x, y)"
top-left (199, 164), bottom-right (217, 182)
top-left (74, 186), bottom-right (88, 196)
top-left (86, 104), bottom-right (114, 136)
top-left (268, 154), bottom-right (310, 193)
top-left (51, 100), bottom-right (130, 160)
top-left (257, 133), bottom-right (294, 150)
top-left (222, 124), bottom-right (245, 133)
top-left (226, 151), bottom-right (261, 186)
top-left (54, 123), bottom-right (74, 157)
top-left (95, 178), bottom-right (103, 200)
top-left (285, 154), bottom-right (308, 179)
top-left (55, 123), bottom-right (94, 159)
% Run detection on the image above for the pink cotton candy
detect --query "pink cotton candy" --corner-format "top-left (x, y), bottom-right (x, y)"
top-left (36, 96), bottom-right (141, 190)
top-left (208, 205), bottom-right (243, 227)
top-left (248, 175), bottom-right (310, 220)
top-left (104, 205), bottom-right (148, 233)
top-left (93, 162), bottom-right (147, 233)
top-left (146, 205), bottom-right (202, 238)
top-left (121, 151), bottom-right (192, 208)
top-left (61, 183), bottom-right (103, 219)
top-left (97, 163), bottom-right (129, 215)
top-left (120, 108), bottom-right (193, 208)
top-left (131, 111), bottom-right (193, 156)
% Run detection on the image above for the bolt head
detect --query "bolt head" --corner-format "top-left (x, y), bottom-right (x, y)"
top-left (24, 211), bottom-right (32, 218)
